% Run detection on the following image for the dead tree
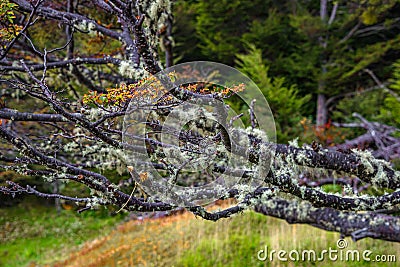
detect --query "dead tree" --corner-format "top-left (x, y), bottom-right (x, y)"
top-left (0, 0), bottom-right (399, 242)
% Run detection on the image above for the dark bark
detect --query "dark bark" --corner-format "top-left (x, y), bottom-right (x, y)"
top-left (255, 199), bottom-right (400, 242)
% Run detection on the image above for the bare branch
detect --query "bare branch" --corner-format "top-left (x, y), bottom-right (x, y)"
top-left (255, 199), bottom-right (400, 242)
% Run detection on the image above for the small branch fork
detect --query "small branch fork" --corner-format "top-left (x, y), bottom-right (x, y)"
top-left (1, 181), bottom-right (89, 203)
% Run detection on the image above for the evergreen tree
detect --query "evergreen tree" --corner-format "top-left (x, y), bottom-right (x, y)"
top-left (236, 45), bottom-right (311, 142)
top-left (174, 0), bottom-right (400, 126)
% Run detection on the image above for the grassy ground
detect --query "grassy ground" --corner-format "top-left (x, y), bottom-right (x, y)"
top-left (51, 201), bottom-right (399, 267)
top-left (1, 199), bottom-right (400, 266)
top-left (0, 197), bottom-right (126, 267)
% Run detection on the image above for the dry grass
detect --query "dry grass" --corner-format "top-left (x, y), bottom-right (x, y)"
top-left (47, 200), bottom-right (400, 267)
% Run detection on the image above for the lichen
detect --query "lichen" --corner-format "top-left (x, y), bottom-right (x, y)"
top-left (288, 137), bottom-right (299, 148)
top-left (136, 0), bottom-right (172, 57)
top-left (74, 20), bottom-right (97, 36)
top-left (351, 148), bottom-right (375, 174)
top-left (118, 60), bottom-right (148, 80)
top-left (246, 127), bottom-right (269, 142)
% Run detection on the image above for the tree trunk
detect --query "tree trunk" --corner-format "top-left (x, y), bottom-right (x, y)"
top-left (317, 0), bottom-right (328, 127)
top-left (316, 93), bottom-right (327, 127)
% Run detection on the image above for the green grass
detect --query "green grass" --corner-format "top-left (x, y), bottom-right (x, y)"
top-left (1, 200), bottom-right (400, 267)
top-left (44, 202), bottom-right (400, 267)
top-left (176, 211), bottom-right (400, 267)
top-left (178, 213), bottom-right (267, 267)
top-left (0, 197), bottom-right (126, 267)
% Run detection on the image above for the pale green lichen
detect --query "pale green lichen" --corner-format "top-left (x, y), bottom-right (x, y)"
top-left (352, 148), bottom-right (400, 187)
top-left (118, 60), bottom-right (148, 79)
top-left (82, 108), bottom-right (110, 121)
top-left (371, 163), bottom-right (387, 187)
top-left (74, 20), bottom-right (97, 35)
top-left (136, 0), bottom-right (172, 58)
top-left (246, 127), bottom-right (269, 142)
top-left (351, 148), bottom-right (375, 174)
top-left (343, 184), bottom-right (353, 196)
top-left (288, 137), bottom-right (299, 148)
top-left (78, 142), bottom-right (128, 175)
top-left (295, 151), bottom-right (311, 165)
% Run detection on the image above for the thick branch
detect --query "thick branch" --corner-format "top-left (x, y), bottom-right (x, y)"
top-left (0, 108), bottom-right (76, 122)
top-left (0, 57), bottom-right (121, 72)
top-left (250, 143), bottom-right (400, 189)
top-left (255, 199), bottom-right (400, 242)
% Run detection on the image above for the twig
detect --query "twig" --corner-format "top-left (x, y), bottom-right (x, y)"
top-left (250, 99), bottom-right (257, 130)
